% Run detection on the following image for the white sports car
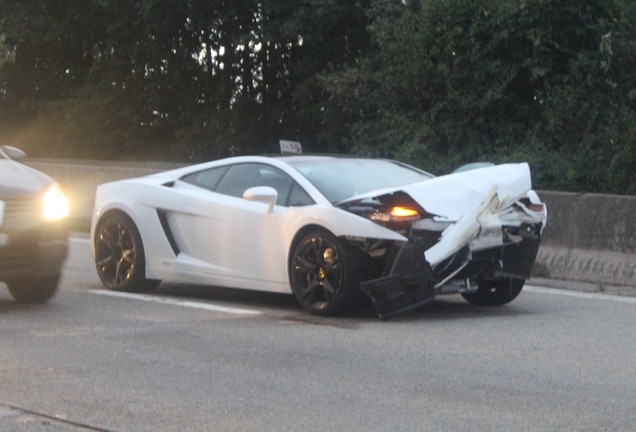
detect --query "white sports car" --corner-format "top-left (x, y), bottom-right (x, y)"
top-left (90, 155), bottom-right (546, 318)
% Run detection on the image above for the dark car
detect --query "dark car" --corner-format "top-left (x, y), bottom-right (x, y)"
top-left (0, 145), bottom-right (69, 302)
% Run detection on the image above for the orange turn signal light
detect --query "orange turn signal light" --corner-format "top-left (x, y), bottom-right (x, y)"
top-left (389, 207), bottom-right (419, 219)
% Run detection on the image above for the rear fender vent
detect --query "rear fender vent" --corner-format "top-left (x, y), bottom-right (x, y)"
top-left (156, 209), bottom-right (180, 256)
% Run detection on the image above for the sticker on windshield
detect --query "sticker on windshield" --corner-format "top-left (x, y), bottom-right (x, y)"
top-left (0, 200), bottom-right (4, 226)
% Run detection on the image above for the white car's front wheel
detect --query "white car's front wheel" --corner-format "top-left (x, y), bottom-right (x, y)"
top-left (461, 278), bottom-right (524, 306)
top-left (290, 229), bottom-right (364, 316)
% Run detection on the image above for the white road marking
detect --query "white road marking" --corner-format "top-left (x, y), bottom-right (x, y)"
top-left (525, 285), bottom-right (636, 304)
top-left (90, 290), bottom-right (263, 315)
top-left (76, 235), bottom-right (262, 316)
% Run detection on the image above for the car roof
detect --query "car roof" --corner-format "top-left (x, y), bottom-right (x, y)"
top-left (269, 154), bottom-right (367, 163)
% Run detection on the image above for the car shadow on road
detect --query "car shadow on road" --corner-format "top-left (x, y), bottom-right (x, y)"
top-left (1, 280), bottom-right (534, 325)
top-left (0, 292), bottom-right (64, 314)
top-left (391, 297), bottom-right (534, 322)
top-left (154, 282), bottom-right (299, 308)
top-left (151, 282), bottom-right (534, 325)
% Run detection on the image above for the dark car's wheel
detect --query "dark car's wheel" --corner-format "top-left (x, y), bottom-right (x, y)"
top-left (461, 278), bottom-right (524, 306)
top-left (94, 212), bottom-right (159, 292)
top-left (290, 229), bottom-right (363, 316)
top-left (7, 274), bottom-right (60, 303)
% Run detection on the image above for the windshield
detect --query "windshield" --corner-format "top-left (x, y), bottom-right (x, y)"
top-left (289, 158), bottom-right (433, 203)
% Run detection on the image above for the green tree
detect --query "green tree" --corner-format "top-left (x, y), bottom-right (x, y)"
top-left (0, 0), bottom-right (634, 193)
top-left (320, 0), bottom-right (636, 193)
top-left (0, 0), bottom-right (105, 133)
top-left (0, 0), bottom-right (371, 160)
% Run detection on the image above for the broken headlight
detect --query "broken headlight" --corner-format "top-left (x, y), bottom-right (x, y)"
top-left (371, 206), bottom-right (421, 223)
top-left (339, 192), bottom-right (427, 233)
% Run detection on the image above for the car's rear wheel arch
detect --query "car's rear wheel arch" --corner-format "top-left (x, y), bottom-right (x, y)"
top-left (93, 209), bottom-right (159, 292)
top-left (95, 208), bottom-right (125, 228)
top-left (94, 209), bottom-right (139, 257)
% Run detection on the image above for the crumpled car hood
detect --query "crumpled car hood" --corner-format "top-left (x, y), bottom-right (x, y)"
top-left (339, 163), bottom-right (532, 221)
top-left (353, 163), bottom-right (541, 319)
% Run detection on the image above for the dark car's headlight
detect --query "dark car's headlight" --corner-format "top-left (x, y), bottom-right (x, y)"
top-left (42, 186), bottom-right (69, 220)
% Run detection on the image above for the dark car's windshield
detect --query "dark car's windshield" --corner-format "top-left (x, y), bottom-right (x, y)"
top-left (288, 158), bottom-right (433, 203)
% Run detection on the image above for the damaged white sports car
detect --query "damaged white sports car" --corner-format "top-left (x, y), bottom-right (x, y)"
top-left (91, 155), bottom-right (546, 318)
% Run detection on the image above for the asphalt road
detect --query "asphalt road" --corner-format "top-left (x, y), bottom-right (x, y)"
top-left (1, 237), bottom-right (635, 432)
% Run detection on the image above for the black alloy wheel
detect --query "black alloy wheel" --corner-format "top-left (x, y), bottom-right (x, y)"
top-left (290, 229), bottom-right (362, 316)
top-left (94, 212), bottom-right (159, 292)
top-left (461, 278), bottom-right (525, 306)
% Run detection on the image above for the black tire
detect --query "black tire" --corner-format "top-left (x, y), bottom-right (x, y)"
top-left (7, 274), bottom-right (60, 303)
top-left (94, 212), bottom-right (160, 292)
top-left (461, 278), bottom-right (524, 306)
top-left (290, 229), bottom-right (363, 316)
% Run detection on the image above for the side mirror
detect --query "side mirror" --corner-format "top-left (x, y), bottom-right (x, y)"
top-left (1, 145), bottom-right (27, 159)
top-left (243, 186), bottom-right (278, 212)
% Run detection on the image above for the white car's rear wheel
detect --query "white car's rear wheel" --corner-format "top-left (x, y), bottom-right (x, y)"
top-left (461, 278), bottom-right (524, 306)
top-left (94, 212), bottom-right (159, 292)
top-left (290, 229), bottom-right (363, 316)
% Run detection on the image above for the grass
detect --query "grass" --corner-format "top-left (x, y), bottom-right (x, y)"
top-left (530, 262), bottom-right (551, 278)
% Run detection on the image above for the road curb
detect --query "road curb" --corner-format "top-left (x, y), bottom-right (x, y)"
top-left (528, 277), bottom-right (636, 298)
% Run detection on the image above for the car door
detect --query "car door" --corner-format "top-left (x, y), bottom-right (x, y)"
top-left (168, 163), bottom-right (299, 290)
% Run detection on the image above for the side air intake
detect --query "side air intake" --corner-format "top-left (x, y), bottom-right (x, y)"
top-left (156, 210), bottom-right (180, 256)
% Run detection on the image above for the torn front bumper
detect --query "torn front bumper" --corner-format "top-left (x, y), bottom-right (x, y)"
top-left (359, 243), bottom-right (435, 319)
top-left (358, 187), bottom-right (545, 319)
top-left (359, 230), bottom-right (541, 319)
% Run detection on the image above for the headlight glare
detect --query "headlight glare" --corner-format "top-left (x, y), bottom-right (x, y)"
top-left (43, 186), bottom-right (69, 220)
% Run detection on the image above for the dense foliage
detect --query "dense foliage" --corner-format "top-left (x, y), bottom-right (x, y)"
top-left (0, 0), bottom-right (634, 193)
